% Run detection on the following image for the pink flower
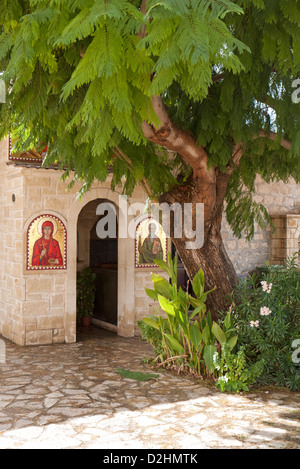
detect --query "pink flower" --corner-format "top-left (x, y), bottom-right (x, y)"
top-left (260, 306), bottom-right (272, 316)
top-left (261, 281), bottom-right (272, 293)
top-left (250, 320), bottom-right (259, 328)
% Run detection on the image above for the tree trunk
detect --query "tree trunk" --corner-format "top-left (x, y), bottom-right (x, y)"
top-left (142, 95), bottom-right (239, 319)
top-left (159, 172), bottom-right (238, 321)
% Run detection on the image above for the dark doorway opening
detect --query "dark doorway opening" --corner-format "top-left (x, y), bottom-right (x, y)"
top-left (90, 219), bottom-right (118, 326)
top-left (77, 199), bottom-right (118, 329)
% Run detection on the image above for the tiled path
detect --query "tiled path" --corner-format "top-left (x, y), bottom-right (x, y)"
top-left (0, 326), bottom-right (299, 449)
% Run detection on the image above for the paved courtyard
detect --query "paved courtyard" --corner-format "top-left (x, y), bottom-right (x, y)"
top-left (0, 326), bottom-right (299, 449)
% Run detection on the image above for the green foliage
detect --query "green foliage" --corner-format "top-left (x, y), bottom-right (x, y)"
top-left (76, 267), bottom-right (96, 321)
top-left (115, 368), bottom-right (159, 381)
top-left (137, 317), bottom-right (165, 359)
top-left (0, 1), bottom-right (299, 239)
top-left (139, 253), bottom-right (239, 379)
top-left (227, 256), bottom-right (300, 391)
top-left (214, 345), bottom-right (265, 393)
top-left (0, 0), bottom-right (249, 199)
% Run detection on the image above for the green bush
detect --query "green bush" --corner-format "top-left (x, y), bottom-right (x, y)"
top-left (137, 318), bottom-right (165, 360)
top-left (76, 267), bottom-right (96, 322)
top-left (214, 345), bottom-right (265, 393)
top-left (138, 254), bottom-right (257, 390)
top-left (228, 256), bottom-right (300, 391)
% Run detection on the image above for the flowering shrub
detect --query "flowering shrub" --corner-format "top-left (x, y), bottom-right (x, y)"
top-left (228, 256), bottom-right (300, 391)
top-left (214, 345), bottom-right (265, 393)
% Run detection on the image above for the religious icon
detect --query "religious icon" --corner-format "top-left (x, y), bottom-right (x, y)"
top-left (135, 218), bottom-right (167, 268)
top-left (27, 215), bottom-right (67, 270)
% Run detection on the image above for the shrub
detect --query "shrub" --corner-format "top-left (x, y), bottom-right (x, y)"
top-left (214, 345), bottom-right (265, 393)
top-left (138, 253), bottom-right (238, 376)
top-left (228, 256), bottom-right (300, 391)
top-left (76, 267), bottom-right (96, 323)
top-left (138, 254), bottom-right (263, 392)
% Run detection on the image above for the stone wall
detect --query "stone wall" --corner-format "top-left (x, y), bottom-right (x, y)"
top-left (221, 175), bottom-right (300, 275)
top-left (270, 214), bottom-right (300, 265)
top-left (0, 138), bottom-right (156, 345)
top-left (0, 139), bottom-right (25, 345)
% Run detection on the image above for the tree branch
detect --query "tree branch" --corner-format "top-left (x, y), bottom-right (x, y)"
top-left (228, 130), bottom-right (291, 175)
top-left (137, 0), bottom-right (148, 38)
top-left (258, 130), bottom-right (292, 150)
top-left (226, 143), bottom-right (245, 174)
top-left (140, 0), bottom-right (147, 14)
top-left (212, 72), bottom-right (226, 83)
top-left (142, 96), bottom-right (215, 183)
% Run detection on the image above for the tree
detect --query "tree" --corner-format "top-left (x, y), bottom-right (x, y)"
top-left (0, 0), bottom-right (299, 317)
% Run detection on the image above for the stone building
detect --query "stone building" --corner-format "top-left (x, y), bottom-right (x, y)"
top-left (0, 137), bottom-right (299, 347)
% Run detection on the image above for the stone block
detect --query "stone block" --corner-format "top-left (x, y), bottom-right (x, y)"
top-left (23, 301), bottom-right (49, 316)
top-left (50, 293), bottom-right (64, 307)
top-left (287, 218), bottom-right (297, 227)
top-left (52, 328), bottom-right (65, 343)
top-left (25, 175), bottom-right (51, 187)
top-left (225, 240), bottom-right (237, 250)
top-left (36, 315), bottom-right (64, 330)
top-left (135, 276), bottom-right (145, 289)
top-left (25, 323), bottom-right (36, 332)
top-left (135, 297), bottom-right (145, 308)
top-left (26, 330), bottom-right (53, 345)
top-left (26, 277), bottom-right (53, 293)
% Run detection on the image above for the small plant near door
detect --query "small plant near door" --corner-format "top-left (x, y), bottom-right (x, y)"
top-left (77, 267), bottom-right (96, 326)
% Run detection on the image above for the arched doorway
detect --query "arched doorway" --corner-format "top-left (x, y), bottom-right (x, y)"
top-left (77, 198), bottom-right (118, 330)
top-left (65, 187), bottom-right (136, 342)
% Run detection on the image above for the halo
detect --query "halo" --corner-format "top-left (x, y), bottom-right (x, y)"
top-left (142, 218), bottom-right (160, 237)
top-left (37, 217), bottom-right (58, 237)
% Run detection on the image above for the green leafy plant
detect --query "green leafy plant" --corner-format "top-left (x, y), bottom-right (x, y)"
top-left (214, 345), bottom-right (265, 393)
top-left (76, 267), bottom-right (96, 322)
top-left (228, 255), bottom-right (300, 391)
top-left (139, 253), bottom-right (238, 377)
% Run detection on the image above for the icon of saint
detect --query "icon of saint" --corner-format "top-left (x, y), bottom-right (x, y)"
top-left (138, 222), bottom-right (163, 264)
top-left (32, 220), bottom-right (63, 266)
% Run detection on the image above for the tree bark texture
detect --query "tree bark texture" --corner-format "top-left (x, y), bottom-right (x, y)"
top-left (143, 96), bottom-right (239, 319)
top-left (159, 173), bottom-right (237, 320)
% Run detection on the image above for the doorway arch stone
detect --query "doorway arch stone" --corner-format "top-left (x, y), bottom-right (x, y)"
top-left (66, 186), bottom-right (135, 342)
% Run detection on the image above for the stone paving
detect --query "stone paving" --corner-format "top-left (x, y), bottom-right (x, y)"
top-left (0, 326), bottom-right (299, 449)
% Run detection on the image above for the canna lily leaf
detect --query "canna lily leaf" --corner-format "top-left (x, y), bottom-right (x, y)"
top-left (227, 335), bottom-right (238, 350)
top-left (190, 324), bottom-right (202, 348)
top-left (145, 287), bottom-right (158, 300)
top-left (192, 269), bottom-right (205, 297)
top-left (202, 323), bottom-right (211, 345)
top-left (158, 294), bottom-right (176, 316)
top-left (142, 317), bottom-right (160, 330)
top-left (154, 258), bottom-right (172, 278)
top-left (151, 273), bottom-right (173, 300)
top-left (164, 333), bottom-right (185, 354)
top-left (203, 345), bottom-right (217, 374)
top-left (212, 321), bottom-right (227, 345)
